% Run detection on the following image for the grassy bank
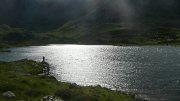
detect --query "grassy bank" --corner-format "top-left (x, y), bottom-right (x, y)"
top-left (0, 59), bottom-right (139, 101)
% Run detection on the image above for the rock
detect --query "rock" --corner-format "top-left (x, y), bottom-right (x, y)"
top-left (2, 91), bottom-right (16, 98)
top-left (69, 83), bottom-right (79, 89)
top-left (41, 95), bottom-right (64, 101)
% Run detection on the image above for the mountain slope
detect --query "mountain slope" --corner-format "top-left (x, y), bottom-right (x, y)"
top-left (0, 0), bottom-right (180, 46)
top-left (1, 0), bottom-right (180, 31)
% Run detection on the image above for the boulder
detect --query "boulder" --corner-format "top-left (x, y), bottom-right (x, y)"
top-left (2, 91), bottom-right (16, 98)
top-left (41, 95), bottom-right (64, 101)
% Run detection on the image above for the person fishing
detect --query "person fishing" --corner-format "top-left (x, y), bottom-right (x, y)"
top-left (42, 56), bottom-right (50, 75)
top-left (43, 56), bottom-right (45, 62)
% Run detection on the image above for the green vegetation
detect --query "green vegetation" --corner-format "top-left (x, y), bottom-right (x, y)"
top-left (0, 0), bottom-right (180, 47)
top-left (0, 23), bottom-right (180, 48)
top-left (45, 21), bottom-right (180, 45)
top-left (0, 59), bottom-right (138, 101)
top-left (0, 24), bottom-right (35, 48)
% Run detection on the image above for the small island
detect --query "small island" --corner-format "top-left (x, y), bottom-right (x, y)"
top-left (0, 59), bottom-right (140, 101)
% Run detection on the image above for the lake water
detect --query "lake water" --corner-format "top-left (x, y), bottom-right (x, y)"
top-left (0, 45), bottom-right (180, 101)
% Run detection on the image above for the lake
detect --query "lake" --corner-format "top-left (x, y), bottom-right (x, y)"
top-left (0, 45), bottom-right (180, 101)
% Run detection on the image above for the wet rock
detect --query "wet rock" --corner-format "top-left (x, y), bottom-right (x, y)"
top-left (41, 95), bottom-right (64, 101)
top-left (2, 91), bottom-right (16, 98)
top-left (69, 83), bottom-right (79, 89)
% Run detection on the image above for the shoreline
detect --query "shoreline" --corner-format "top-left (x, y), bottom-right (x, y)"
top-left (0, 49), bottom-right (11, 52)
top-left (0, 43), bottom-right (179, 49)
top-left (0, 59), bottom-right (143, 101)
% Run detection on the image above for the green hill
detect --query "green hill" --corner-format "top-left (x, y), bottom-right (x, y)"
top-left (45, 17), bottom-right (180, 45)
top-left (0, 0), bottom-right (180, 46)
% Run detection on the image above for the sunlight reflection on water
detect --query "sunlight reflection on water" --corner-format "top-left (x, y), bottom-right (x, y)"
top-left (0, 45), bottom-right (180, 101)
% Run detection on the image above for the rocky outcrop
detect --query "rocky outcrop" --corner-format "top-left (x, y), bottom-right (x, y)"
top-left (41, 95), bottom-right (64, 101)
top-left (2, 91), bottom-right (16, 98)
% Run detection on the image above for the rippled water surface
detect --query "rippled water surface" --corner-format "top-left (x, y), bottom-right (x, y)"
top-left (0, 45), bottom-right (180, 101)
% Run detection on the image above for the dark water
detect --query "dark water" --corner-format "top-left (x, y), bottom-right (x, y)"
top-left (0, 45), bottom-right (180, 101)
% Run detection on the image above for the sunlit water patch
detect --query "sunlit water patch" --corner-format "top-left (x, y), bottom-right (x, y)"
top-left (0, 45), bottom-right (180, 101)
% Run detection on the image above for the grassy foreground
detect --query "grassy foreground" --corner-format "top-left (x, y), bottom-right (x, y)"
top-left (0, 59), bottom-right (138, 101)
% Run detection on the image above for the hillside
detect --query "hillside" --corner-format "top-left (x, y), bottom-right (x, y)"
top-left (46, 20), bottom-right (180, 45)
top-left (0, 0), bottom-right (180, 30)
top-left (0, 0), bottom-right (180, 46)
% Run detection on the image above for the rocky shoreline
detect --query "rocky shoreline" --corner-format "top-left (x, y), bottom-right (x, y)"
top-left (0, 59), bottom-right (142, 101)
